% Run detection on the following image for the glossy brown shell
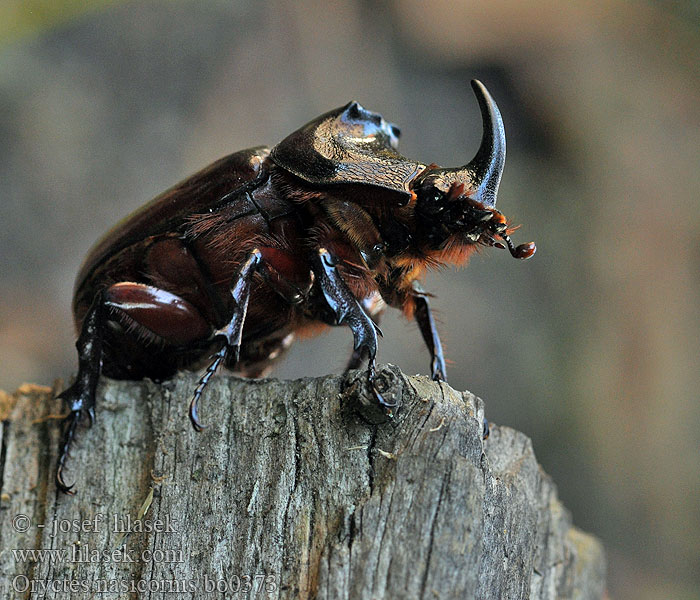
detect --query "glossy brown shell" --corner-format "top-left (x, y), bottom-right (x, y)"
top-left (74, 147), bottom-right (270, 304)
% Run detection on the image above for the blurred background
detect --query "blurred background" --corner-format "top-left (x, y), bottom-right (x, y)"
top-left (1, 1), bottom-right (698, 598)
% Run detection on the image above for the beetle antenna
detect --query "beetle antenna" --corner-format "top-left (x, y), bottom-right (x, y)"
top-left (501, 234), bottom-right (536, 260)
top-left (503, 234), bottom-right (517, 256)
top-left (189, 343), bottom-right (228, 431)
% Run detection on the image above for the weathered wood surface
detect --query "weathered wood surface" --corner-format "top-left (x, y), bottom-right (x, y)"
top-left (0, 366), bottom-right (605, 599)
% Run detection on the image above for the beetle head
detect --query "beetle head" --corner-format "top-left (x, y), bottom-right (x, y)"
top-left (412, 80), bottom-right (535, 260)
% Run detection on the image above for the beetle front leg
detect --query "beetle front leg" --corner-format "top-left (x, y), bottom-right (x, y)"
top-left (55, 291), bottom-right (106, 494)
top-left (189, 249), bottom-right (262, 431)
top-left (345, 291), bottom-right (385, 372)
top-left (313, 249), bottom-right (393, 414)
top-left (411, 281), bottom-right (447, 382)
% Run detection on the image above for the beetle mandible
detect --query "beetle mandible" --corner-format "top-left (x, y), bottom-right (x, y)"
top-left (56, 80), bottom-right (535, 493)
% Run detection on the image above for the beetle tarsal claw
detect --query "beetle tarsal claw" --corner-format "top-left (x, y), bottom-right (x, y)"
top-left (431, 357), bottom-right (447, 382)
top-left (367, 364), bottom-right (398, 416)
top-left (55, 409), bottom-right (84, 494)
top-left (56, 466), bottom-right (76, 495)
top-left (482, 418), bottom-right (491, 440)
top-left (189, 344), bottom-right (229, 432)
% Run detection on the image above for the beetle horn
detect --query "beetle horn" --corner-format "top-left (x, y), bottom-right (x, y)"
top-left (462, 80), bottom-right (506, 206)
top-left (415, 81), bottom-right (506, 207)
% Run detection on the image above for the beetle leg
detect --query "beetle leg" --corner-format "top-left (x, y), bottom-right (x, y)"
top-left (55, 291), bottom-right (106, 494)
top-left (189, 248), bottom-right (262, 431)
top-left (314, 248), bottom-right (393, 414)
top-left (411, 281), bottom-right (447, 382)
top-left (345, 291), bottom-right (385, 372)
top-left (57, 284), bottom-right (214, 493)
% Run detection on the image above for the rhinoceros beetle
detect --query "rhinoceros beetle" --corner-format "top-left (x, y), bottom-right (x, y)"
top-left (56, 80), bottom-right (535, 493)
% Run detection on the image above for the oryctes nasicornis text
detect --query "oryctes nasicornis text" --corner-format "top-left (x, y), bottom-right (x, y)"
top-left (56, 80), bottom-right (535, 493)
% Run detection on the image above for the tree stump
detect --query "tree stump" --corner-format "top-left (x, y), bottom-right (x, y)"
top-left (0, 366), bottom-right (605, 599)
